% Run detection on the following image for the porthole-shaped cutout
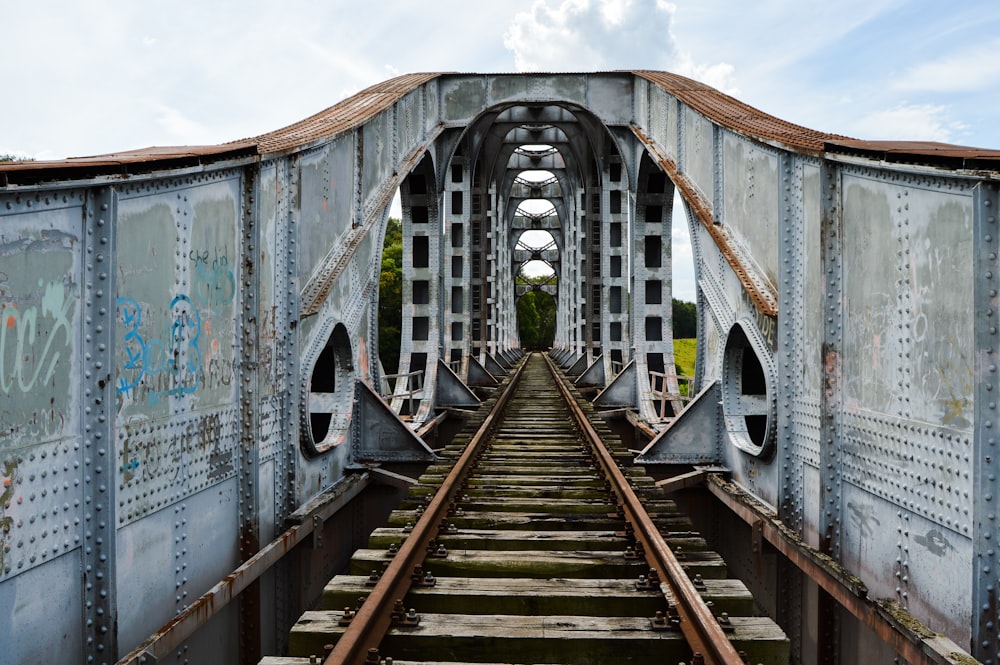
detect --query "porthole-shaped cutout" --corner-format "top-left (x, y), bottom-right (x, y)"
top-left (302, 323), bottom-right (355, 454)
top-left (722, 319), bottom-right (776, 458)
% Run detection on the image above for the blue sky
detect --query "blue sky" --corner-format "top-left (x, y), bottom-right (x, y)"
top-left (3, 0), bottom-right (998, 300)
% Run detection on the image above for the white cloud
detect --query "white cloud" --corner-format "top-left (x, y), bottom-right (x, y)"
top-left (147, 102), bottom-right (217, 147)
top-left (894, 39), bottom-right (1000, 93)
top-left (848, 103), bottom-right (969, 143)
top-left (675, 59), bottom-right (739, 96)
top-left (504, 0), bottom-right (680, 72)
top-left (503, 0), bottom-right (739, 103)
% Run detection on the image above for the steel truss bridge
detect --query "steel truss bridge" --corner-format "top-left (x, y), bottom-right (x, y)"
top-left (1, 71), bottom-right (999, 665)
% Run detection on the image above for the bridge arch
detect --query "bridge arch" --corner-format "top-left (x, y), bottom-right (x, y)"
top-left (440, 97), bottom-right (633, 370)
top-left (389, 151), bottom-right (441, 418)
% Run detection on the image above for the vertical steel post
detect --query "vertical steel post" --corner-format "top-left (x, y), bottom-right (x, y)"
top-left (974, 181), bottom-right (1000, 664)
top-left (817, 160), bottom-right (843, 665)
top-left (273, 155), bottom-right (301, 656)
top-left (777, 152), bottom-right (799, 524)
top-left (776, 151), bottom-right (807, 659)
top-left (443, 145), bottom-right (473, 378)
top-left (82, 186), bottom-right (118, 663)
top-left (238, 165), bottom-right (262, 664)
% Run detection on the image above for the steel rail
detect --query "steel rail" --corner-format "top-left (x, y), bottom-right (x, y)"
top-left (324, 357), bottom-right (528, 665)
top-left (542, 353), bottom-right (745, 665)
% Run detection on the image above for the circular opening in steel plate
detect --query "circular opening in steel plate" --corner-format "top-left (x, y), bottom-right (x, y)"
top-left (721, 319), bottom-right (776, 459)
top-left (304, 322), bottom-right (355, 453)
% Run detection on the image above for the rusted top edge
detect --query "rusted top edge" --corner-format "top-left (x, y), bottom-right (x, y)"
top-left (825, 137), bottom-right (1000, 167)
top-left (4, 71), bottom-right (997, 187)
top-left (0, 143), bottom-right (258, 171)
top-left (632, 70), bottom-right (844, 152)
top-left (247, 72), bottom-right (444, 154)
top-left (635, 70), bottom-right (1000, 167)
top-left (0, 73), bottom-right (443, 185)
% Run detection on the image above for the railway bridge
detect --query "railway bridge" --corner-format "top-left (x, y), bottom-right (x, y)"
top-left (1, 71), bottom-right (998, 665)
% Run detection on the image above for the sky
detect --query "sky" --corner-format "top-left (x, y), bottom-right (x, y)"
top-left (4, 0), bottom-right (1000, 301)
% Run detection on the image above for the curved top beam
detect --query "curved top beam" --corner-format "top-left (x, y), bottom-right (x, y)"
top-left (6, 71), bottom-right (999, 188)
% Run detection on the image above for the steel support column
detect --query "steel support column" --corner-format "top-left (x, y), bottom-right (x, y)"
top-left (818, 159), bottom-right (844, 665)
top-left (238, 164), bottom-right (262, 665)
top-left (974, 181), bottom-right (1000, 664)
top-left (633, 153), bottom-right (678, 422)
top-left (443, 150), bottom-right (473, 378)
top-left (83, 186), bottom-right (118, 663)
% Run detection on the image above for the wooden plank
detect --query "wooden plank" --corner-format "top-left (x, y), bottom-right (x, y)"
top-left (420, 474), bottom-right (604, 487)
top-left (349, 548), bottom-right (726, 579)
top-left (426, 497), bottom-right (615, 514)
top-left (367, 527), bottom-right (709, 553)
top-left (323, 575), bottom-right (756, 617)
top-left (288, 611), bottom-right (789, 665)
top-left (328, 576), bottom-right (666, 616)
top-left (387, 510), bottom-right (694, 531)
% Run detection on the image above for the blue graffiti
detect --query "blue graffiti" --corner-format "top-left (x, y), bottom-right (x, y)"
top-left (117, 298), bottom-right (144, 396)
top-left (190, 246), bottom-right (235, 310)
top-left (116, 295), bottom-right (203, 404)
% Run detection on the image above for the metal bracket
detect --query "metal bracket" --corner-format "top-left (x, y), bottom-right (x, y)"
top-left (751, 518), bottom-right (763, 555)
top-left (436, 358), bottom-right (480, 407)
top-left (575, 353), bottom-right (606, 386)
top-left (312, 514), bottom-right (324, 549)
top-left (635, 382), bottom-right (723, 464)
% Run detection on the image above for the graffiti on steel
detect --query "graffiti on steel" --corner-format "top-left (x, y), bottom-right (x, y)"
top-left (0, 227), bottom-right (78, 452)
top-left (115, 194), bottom-right (238, 414)
top-left (116, 294), bottom-right (202, 403)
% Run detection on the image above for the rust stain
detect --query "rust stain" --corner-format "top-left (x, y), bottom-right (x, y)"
top-left (633, 70), bottom-right (841, 153)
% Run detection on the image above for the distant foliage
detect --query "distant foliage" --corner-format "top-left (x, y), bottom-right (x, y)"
top-left (518, 290), bottom-right (556, 349)
top-left (378, 217), bottom-right (403, 375)
top-left (0, 154), bottom-right (32, 162)
top-left (672, 298), bottom-right (697, 338)
top-left (376, 225), bottom-right (695, 367)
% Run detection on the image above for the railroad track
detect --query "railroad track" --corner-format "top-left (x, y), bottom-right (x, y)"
top-left (263, 353), bottom-right (788, 665)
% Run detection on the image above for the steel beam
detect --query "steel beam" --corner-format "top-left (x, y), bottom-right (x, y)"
top-left (817, 158), bottom-right (844, 665)
top-left (974, 181), bottom-right (1000, 664)
top-left (238, 164), bottom-right (262, 665)
top-left (83, 186), bottom-right (119, 664)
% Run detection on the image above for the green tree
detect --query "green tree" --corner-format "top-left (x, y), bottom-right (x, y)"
top-left (672, 298), bottom-right (697, 338)
top-left (378, 218), bottom-right (403, 375)
top-left (517, 290), bottom-right (556, 349)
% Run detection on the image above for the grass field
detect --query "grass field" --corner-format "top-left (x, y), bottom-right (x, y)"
top-left (673, 338), bottom-right (697, 377)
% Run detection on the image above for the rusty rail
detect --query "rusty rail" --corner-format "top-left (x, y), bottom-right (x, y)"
top-left (542, 353), bottom-right (745, 665)
top-left (325, 356), bottom-right (527, 665)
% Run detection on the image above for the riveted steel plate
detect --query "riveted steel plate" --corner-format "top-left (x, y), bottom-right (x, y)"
top-left (0, 194), bottom-right (84, 582)
top-left (683, 105), bottom-right (714, 206)
top-left (723, 133), bottom-right (779, 287)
